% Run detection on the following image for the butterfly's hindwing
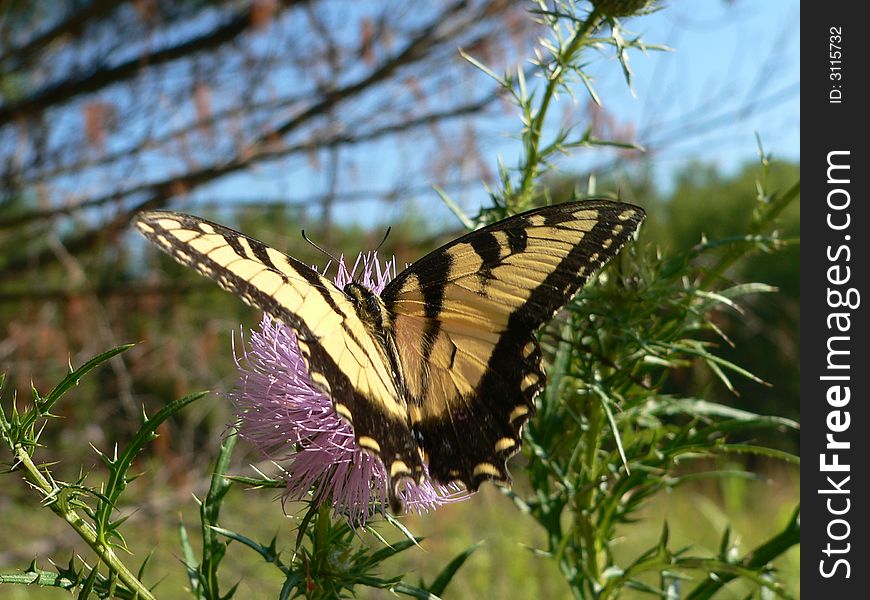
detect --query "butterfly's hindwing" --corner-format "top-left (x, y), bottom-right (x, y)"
top-left (134, 212), bottom-right (424, 497)
top-left (382, 200), bottom-right (645, 491)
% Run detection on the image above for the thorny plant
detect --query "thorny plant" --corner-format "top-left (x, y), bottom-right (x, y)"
top-left (1, 2), bottom-right (798, 598)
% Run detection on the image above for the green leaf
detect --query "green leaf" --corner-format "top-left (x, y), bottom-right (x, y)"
top-left (432, 185), bottom-right (475, 230)
top-left (12, 345), bottom-right (134, 441)
top-left (594, 385), bottom-right (630, 473)
top-left (0, 565), bottom-right (76, 587)
top-left (179, 520), bottom-right (203, 597)
top-left (44, 345), bottom-right (134, 409)
top-left (706, 444), bottom-right (799, 464)
top-left (424, 541), bottom-right (482, 596)
top-left (632, 397), bottom-right (799, 430)
top-left (225, 474), bottom-right (283, 488)
top-left (196, 432), bottom-right (238, 599)
top-left (457, 48), bottom-right (504, 85)
top-left (279, 572), bottom-right (304, 600)
top-left (211, 526), bottom-right (290, 575)
top-left (76, 565), bottom-right (98, 599)
top-left (294, 500), bottom-right (320, 554)
top-left (363, 538), bottom-right (421, 569)
top-left (390, 580), bottom-right (443, 599)
top-left (96, 391), bottom-right (208, 533)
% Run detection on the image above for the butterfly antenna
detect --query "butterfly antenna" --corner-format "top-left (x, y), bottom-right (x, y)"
top-left (301, 230), bottom-right (342, 268)
top-left (374, 226), bottom-right (392, 254)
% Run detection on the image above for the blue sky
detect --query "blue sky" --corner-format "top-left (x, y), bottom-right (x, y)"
top-left (199, 1), bottom-right (800, 231)
top-left (613, 0), bottom-right (800, 180)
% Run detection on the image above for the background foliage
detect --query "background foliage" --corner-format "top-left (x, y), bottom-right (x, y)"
top-left (1, 1), bottom-right (798, 598)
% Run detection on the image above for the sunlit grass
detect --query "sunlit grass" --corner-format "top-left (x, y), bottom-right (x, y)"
top-left (0, 464), bottom-right (798, 599)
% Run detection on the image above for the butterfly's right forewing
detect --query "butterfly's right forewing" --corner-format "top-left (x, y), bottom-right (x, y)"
top-left (381, 200), bottom-right (645, 492)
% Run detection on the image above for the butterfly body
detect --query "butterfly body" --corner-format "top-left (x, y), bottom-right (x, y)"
top-left (135, 200), bottom-right (645, 511)
top-left (343, 282), bottom-right (396, 357)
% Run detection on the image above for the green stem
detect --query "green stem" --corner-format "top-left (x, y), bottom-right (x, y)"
top-left (570, 393), bottom-right (604, 594)
top-left (699, 179), bottom-right (800, 289)
top-left (15, 447), bottom-right (156, 600)
top-left (313, 503), bottom-right (331, 562)
top-left (308, 503), bottom-right (332, 600)
top-left (517, 8), bottom-right (601, 203)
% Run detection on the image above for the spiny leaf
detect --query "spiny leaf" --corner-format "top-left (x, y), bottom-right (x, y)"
top-left (178, 520), bottom-right (202, 596)
top-left (211, 526), bottom-right (290, 575)
top-left (424, 541), bottom-right (483, 596)
top-left (44, 345), bottom-right (134, 408)
top-left (363, 538), bottom-right (422, 569)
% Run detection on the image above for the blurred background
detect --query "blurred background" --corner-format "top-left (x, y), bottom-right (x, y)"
top-left (1, 1), bottom-right (799, 597)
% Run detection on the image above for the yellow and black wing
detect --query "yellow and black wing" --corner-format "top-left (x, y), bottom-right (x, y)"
top-left (381, 200), bottom-right (645, 491)
top-left (134, 212), bottom-right (425, 492)
top-left (135, 200), bottom-right (645, 508)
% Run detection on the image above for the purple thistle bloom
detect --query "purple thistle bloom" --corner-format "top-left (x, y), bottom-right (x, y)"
top-left (229, 252), bottom-right (469, 524)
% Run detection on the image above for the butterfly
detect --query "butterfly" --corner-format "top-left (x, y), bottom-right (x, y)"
top-left (134, 199), bottom-right (645, 511)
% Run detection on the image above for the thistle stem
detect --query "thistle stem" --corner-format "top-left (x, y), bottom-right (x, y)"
top-left (15, 447), bottom-right (156, 600)
top-left (517, 7), bottom-right (601, 204)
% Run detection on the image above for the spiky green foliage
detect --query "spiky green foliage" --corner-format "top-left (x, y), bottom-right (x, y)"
top-left (444, 2), bottom-right (800, 597)
top-left (1, 346), bottom-right (197, 600)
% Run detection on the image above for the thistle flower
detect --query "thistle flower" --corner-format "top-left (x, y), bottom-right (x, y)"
top-left (229, 252), bottom-right (468, 525)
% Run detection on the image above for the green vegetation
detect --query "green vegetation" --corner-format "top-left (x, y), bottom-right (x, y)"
top-left (1, 2), bottom-right (798, 598)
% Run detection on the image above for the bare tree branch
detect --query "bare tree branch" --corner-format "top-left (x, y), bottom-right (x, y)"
top-left (0, 0), bottom-right (121, 70)
top-left (0, 2), bottom-right (505, 277)
top-left (0, 87), bottom-right (498, 231)
top-left (0, 0), bottom-right (309, 125)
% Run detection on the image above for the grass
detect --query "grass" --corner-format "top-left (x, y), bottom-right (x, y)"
top-left (0, 461), bottom-right (798, 599)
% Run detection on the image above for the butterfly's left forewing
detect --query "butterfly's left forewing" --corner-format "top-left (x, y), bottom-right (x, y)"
top-left (134, 212), bottom-right (424, 494)
top-left (382, 200), bottom-right (645, 491)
